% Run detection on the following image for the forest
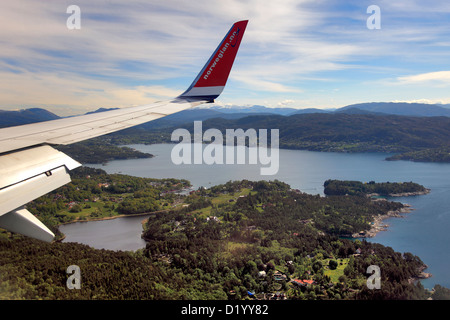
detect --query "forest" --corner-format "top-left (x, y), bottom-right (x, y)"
top-left (55, 139), bottom-right (154, 164)
top-left (323, 180), bottom-right (429, 197)
top-left (1, 177), bottom-right (443, 300)
top-left (142, 180), bottom-right (431, 300)
top-left (386, 147), bottom-right (450, 163)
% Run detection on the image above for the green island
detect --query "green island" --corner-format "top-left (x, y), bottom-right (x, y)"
top-left (1, 167), bottom-right (448, 300)
top-left (323, 180), bottom-right (430, 197)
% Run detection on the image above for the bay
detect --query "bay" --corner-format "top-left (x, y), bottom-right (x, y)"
top-left (61, 143), bottom-right (450, 289)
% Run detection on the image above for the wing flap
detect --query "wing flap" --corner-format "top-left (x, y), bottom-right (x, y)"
top-left (0, 146), bottom-right (81, 217)
top-left (0, 145), bottom-right (80, 190)
top-left (0, 208), bottom-right (55, 242)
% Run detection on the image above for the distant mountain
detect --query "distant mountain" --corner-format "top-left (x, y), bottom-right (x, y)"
top-left (131, 108), bottom-right (282, 130)
top-left (336, 102), bottom-right (450, 117)
top-left (0, 108), bottom-right (60, 128)
top-left (3, 101), bottom-right (450, 130)
top-left (206, 102), bottom-right (450, 117)
top-left (289, 108), bottom-right (331, 115)
top-left (85, 107), bottom-right (120, 114)
top-left (334, 107), bottom-right (388, 116)
top-left (204, 102), bottom-right (450, 117)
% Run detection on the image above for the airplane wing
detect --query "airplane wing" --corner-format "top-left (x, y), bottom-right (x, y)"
top-left (0, 20), bottom-right (248, 242)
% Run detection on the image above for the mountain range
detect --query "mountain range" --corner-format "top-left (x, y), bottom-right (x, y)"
top-left (2, 102), bottom-right (450, 129)
top-left (204, 102), bottom-right (450, 117)
top-left (0, 108), bottom-right (60, 128)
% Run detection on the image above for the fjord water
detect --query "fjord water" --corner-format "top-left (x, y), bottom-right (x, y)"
top-left (61, 143), bottom-right (450, 289)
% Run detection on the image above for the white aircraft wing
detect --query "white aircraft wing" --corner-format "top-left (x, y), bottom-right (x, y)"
top-left (0, 20), bottom-right (248, 242)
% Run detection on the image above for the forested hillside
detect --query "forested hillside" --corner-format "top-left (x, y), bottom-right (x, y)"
top-left (0, 178), bottom-right (436, 300)
top-left (104, 113), bottom-right (450, 163)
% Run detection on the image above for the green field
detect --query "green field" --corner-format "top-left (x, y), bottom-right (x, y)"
top-left (323, 258), bottom-right (349, 283)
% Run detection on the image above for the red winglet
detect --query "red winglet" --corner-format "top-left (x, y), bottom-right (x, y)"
top-left (179, 20), bottom-right (248, 101)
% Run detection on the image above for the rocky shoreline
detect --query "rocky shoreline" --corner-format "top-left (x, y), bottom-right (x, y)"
top-left (351, 189), bottom-right (433, 284)
top-left (353, 188), bottom-right (431, 239)
top-left (409, 264), bottom-right (432, 284)
top-left (386, 188), bottom-right (431, 197)
top-left (366, 188), bottom-right (431, 198)
top-left (352, 205), bottom-right (413, 238)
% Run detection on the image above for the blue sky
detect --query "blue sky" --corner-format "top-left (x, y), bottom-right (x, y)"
top-left (1, 0), bottom-right (450, 115)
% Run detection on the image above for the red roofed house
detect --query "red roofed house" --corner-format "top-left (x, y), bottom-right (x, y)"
top-left (292, 279), bottom-right (315, 287)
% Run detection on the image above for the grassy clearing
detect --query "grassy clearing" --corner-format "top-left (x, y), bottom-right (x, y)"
top-left (323, 258), bottom-right (349, 283)
top-left (191, 188), bottom-right (253, 219)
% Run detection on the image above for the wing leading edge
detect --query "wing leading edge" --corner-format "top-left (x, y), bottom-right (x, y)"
top-left (0, 20), bottom-right (248, 242)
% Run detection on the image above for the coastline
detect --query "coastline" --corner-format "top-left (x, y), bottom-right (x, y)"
top-left (366, 188), bottom-right (431, 199)
top-left (352, 195), bottom-right (433, 283)
top-left (57, 210), bottom-right (162, 226)
top-left (409, 264), bottom-right (432, 284)
top-left (385, 188), bottom-right (431, 197)
top-left (353, 205), bottom-right (413, 239)
top-left (54, 211), bottom-right (160, 243)
top-left (354, 188), bottom-right (431, 239)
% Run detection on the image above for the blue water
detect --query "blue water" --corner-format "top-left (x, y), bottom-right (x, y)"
top-left (71, 143), bottom-right (450, 289)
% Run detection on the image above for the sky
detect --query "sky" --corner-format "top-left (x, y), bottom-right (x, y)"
top-left (1, 0), bottom-right (450, 116)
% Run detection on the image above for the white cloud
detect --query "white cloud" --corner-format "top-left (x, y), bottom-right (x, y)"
top-left (0, 69), bottom-right (182, 116)
top-left (397, 71), bottom-right (450, 85)
top-left (391, 98), bottom-right (450, 105)
top-left (1, 0), bottom-right (450, 112)
top-left (277, 99), bottom-right (295, 107)
top-left (232, 74), bottom-right (303, 93)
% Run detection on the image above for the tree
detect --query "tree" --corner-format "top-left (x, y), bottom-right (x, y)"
top-left (329, 260), bottom-right (338, 270)
top-left (312, 260), bottom-right (323, 274)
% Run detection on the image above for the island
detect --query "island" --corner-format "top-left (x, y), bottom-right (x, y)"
top-left (323, 179), bottom-right (430, 238)
top-left (323, 179), bottom-right (430, 197)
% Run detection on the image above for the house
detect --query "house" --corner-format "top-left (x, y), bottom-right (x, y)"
top-left (67, 201), bottom-right (77, 208)
top-left (291, 279), bottom-right (315, 287)
top-left (206, 216), bottom-right (220, 223)
top-left (273, 271), bottom-right (287, 281)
